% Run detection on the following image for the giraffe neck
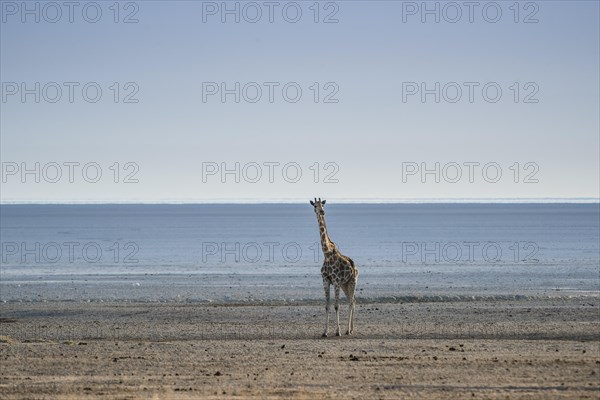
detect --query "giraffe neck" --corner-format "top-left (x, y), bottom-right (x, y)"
top-left (316, 213), bottom-right (335, 255)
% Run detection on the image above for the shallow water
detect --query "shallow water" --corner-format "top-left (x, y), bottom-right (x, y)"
top-left (1, 204), bottom-right (598, 302)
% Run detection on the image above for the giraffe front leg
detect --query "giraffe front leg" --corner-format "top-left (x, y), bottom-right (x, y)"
top-left (322, 280), bottom-right (330, 337)
top-left (347, 295), bottom-right (355, 335)
top-left (334, 285), bottom-right (341, 336)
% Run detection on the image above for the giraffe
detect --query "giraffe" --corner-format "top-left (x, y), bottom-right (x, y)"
top-left (310, 198), bottom-right (359, 337)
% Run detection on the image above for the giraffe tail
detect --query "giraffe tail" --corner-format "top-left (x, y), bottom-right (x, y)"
top-left (348, 258), bottom-right (358, 273)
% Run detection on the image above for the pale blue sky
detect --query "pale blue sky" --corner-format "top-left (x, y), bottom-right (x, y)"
top-left (1, 0), bottom-right (599, 202)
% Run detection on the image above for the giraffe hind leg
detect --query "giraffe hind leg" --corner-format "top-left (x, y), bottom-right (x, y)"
top-left (342, 282), bottom-right (356, 335)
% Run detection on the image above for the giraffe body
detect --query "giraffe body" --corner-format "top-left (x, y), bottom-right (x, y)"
top-left (310, 198), bottom-right (359, 337)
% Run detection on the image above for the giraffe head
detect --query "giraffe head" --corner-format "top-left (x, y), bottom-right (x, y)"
top-left (310, 197), bottom-right (326, 216)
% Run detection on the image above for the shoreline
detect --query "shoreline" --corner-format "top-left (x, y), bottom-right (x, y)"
top-left (2, 268), bottom-right (598, 305)
top-left (2, 292), bottom-right (599, 306)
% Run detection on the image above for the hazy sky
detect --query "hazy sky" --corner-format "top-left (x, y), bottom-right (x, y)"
top-left (1, 0), bottom-right (599, 202)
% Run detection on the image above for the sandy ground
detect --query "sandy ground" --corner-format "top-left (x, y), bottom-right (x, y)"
top-left (1, 298), bottom-right (599, 399)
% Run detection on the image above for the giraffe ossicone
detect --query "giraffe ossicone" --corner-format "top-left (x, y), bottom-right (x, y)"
top-left (310, 198), bottom-right (359, 337)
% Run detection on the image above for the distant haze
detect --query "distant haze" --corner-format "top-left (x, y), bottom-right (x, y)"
top-left (1, 1), bottom-right (598, 203)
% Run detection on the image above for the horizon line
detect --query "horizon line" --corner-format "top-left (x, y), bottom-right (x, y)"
top-left (1, 197), bottom-right (599, 205)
